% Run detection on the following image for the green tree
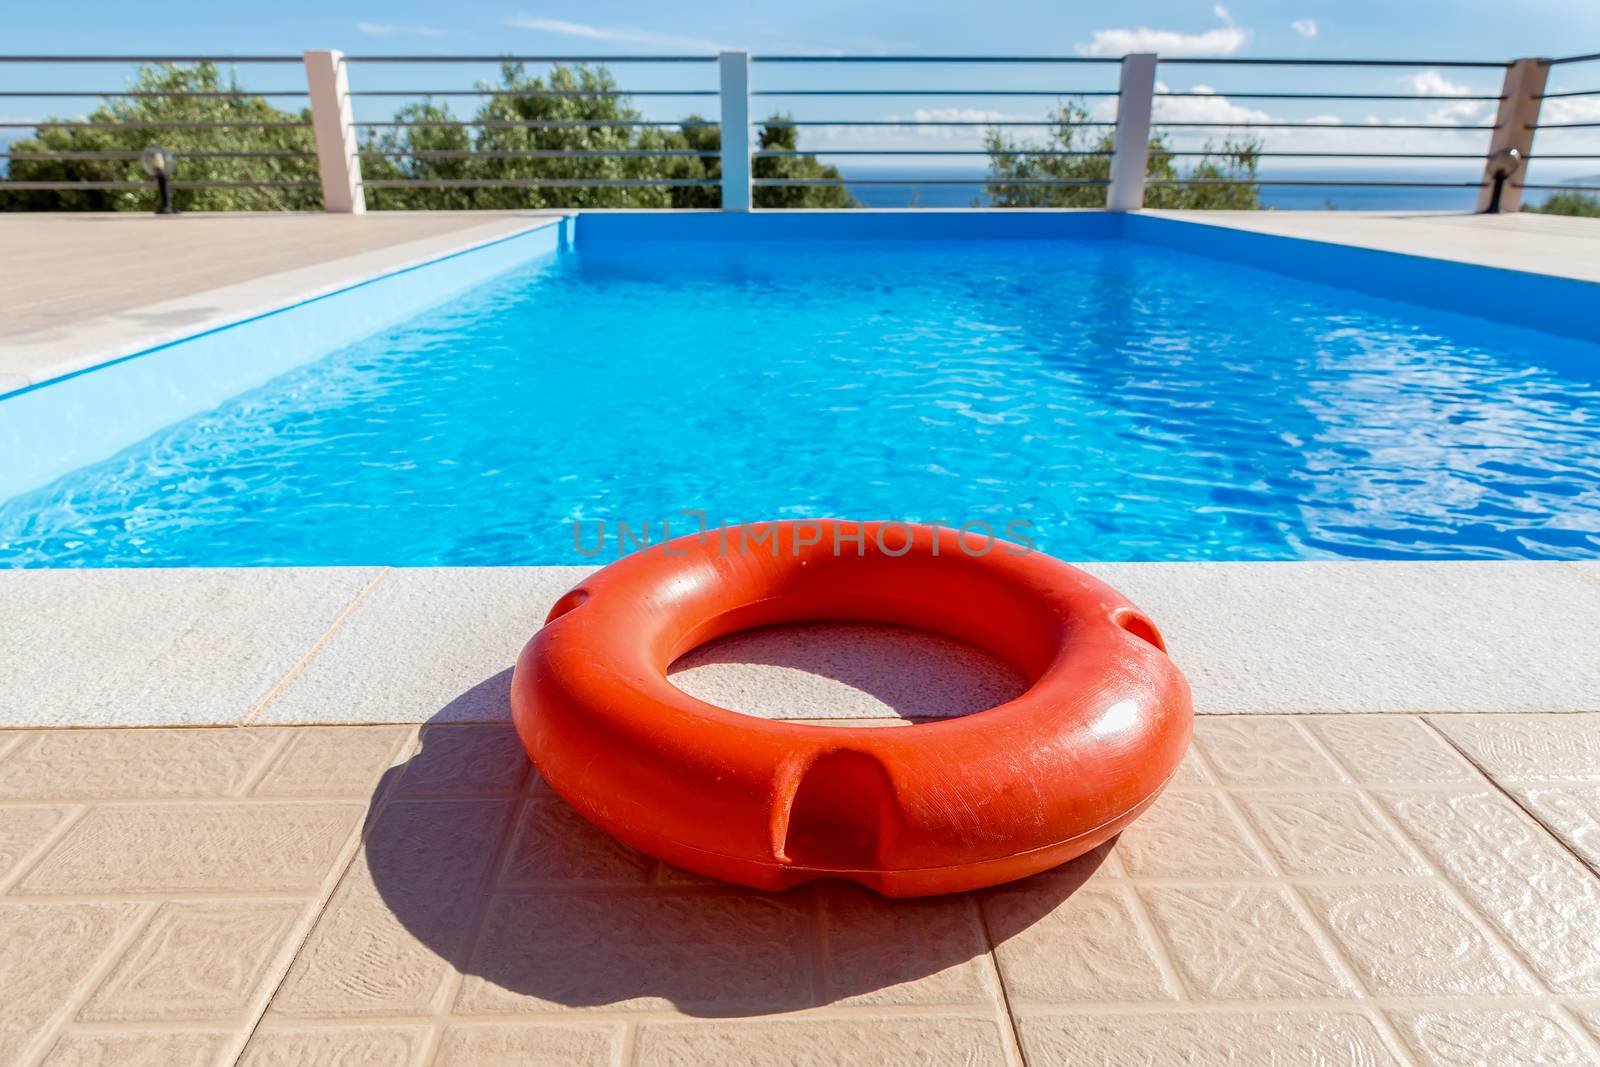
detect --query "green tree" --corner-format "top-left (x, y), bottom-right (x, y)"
top-left (362, 67), bottom-right (854, 209)
top-left (752, 118), bottom-right (856, 208)
top-left (1527, 190), bottom-right (1600, 218)
top-left (984, 101), bottom-right (1261, 209)
top-left (0, 63), bottom-right (320, 211)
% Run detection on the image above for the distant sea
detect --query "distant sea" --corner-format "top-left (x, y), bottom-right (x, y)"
top-left (842, 167), bottom-right (1506, 212)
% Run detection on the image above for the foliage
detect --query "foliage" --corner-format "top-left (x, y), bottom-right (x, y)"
top-left (2, 61), bottom-right (855, 211)
top-left (983, 101), bottom-right (1262, 209)
top-left (752, 119), bottom-right (856, 209)
top-left (1527, 190), bottom-right (1600, 218)
top-left (0, 63), bottom-right (320, 211)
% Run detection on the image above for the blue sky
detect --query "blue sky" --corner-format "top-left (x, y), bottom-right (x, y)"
top-left (10, 1), bottom-right (1599, 59)
top-left (6, 2), bottom-right (1598, 185)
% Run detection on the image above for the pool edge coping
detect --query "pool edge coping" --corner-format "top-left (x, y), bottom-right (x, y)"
top-left (0, 211), bottom-right (574, 398)
top-left (2, 560), bottom-right (1598, 729)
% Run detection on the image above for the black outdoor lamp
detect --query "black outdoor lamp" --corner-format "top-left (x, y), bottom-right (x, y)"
top-left (140, 145), bottom-right (177, 214)
top-left (1484, 147), bottom-right (1522, 214)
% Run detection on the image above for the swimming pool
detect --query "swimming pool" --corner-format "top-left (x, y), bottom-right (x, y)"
top-left (2, 213), bottom-right (1598, 565)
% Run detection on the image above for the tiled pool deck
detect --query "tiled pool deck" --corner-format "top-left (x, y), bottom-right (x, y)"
top-left (3, 210), bottom-right (1599, 1065)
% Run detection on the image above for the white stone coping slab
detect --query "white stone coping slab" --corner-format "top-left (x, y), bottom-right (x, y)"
top-left (1139, 210), bottom-right (1600, 286)
top-left (2, 561), bottom-right (1597, 728)
top-left (0, 213), bottom-right (571, 392)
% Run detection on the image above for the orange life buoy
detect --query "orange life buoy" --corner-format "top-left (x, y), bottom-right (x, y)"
top-left (510, 519), bottom-right (1192, 896)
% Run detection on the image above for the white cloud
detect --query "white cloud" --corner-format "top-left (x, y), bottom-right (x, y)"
top-left (1291, 18), bottom-right (1318, 38)
top-left (1212, 4), bottom-right (1233, 23)
top-left (504, 15), bottom-right (725, 52)
top-left (1076, 25), bottom-right (1247, 57)
top-left (356, 21), bottom-right (454, 38)
top-left (1428, 99), bottom-right (1491, 126)
top-left (1150, 82), bottom-right (1271, 125)
top-left (1408, 69), bottom-right (1471, 96)
top-left (1405, 70), bottom-right (1496, 125)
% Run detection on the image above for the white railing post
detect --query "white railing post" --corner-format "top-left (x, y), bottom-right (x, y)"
top-left (719, 50), bottom-right (752, 211)
top-left (1107, 53), bottom-right (1158, 211)
top-left (1477, 57), bottom-right (1547, 213)
top-left (304, 50), bottom-right (365, 213)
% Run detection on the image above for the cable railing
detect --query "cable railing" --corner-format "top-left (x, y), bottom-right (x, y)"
top-left (0, 49), bottom-right (1596, 210)
top-left (0, 54), bottom-right (313, 204)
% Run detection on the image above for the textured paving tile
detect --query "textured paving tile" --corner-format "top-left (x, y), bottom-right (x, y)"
top-left (251, 726), bottom-right (415, 796)
top-left (0, 804), bottom-right (76, 884)
top-left (0, 901), bottom-right (147, 1065)
top-left (36, 1029), bottom-right (236, 1066)
top-left (454, 889), bottom-right (818, 1014)
top-left (1430, 714), bottom-right (1600, 782)
top-left (238, 1024), bottom-right (431, 1067)
top-left (1376, 787), bottom-right (1600, 993)
top-left (496, 796), bottom-right (655, 888)
top-left (1234, 790), bottom-right (1429, 876)
top-left (632, 1017), bottom-right (1012, 1067)
top-left (431, 1023), bottom-right (622, 1066)
top-left (9, 714), bottom-right (1600, 1065)
top-left (1571, 1002), bottom-right (1600, 1047)
top-left (79, 899), bottom-right (306, 1021)
top-left (256, 567), bottom-right (588, 724)
top-left (984, 885), bottom-right (1176, 1003)
top-left (17, 802), bottom-right (363, 895)
top-left (1113, 789), bottom-right (1272, 878)
top-left (818, 886), bottom-right (994, 1006)
top-left (1385, 1007), bottom-right (1596, 1067)
top-left (1300, 883), bottom-right (1533, 996)
top-left (270, 797), bottom-right (513, 1018)
top-left (0, 728), bottom-right (284, 799)
top-left (0, 569), bottom-right (379, 726)
top-left (1082, 561), bottom-right (1600, 713)
top-left (1304, 716), bottom-right (1479, 784)
top-left (1139, 886), bottom-right (1356, 1000)
top-left (392, 724), bottom-right (530, 797)
top-left (1502, 783), bottom-right (1600, 870)
top-left (1017, 1010), bottom-right (1403, 1065)
top-left (1192, 717), bottom-right (1349, 786)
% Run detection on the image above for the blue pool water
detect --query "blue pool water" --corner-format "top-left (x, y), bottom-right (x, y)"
top-left (3, 236), bottom-right (1599, 565)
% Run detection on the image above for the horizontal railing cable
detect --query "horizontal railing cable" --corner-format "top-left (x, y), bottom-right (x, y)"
top-left (362, 178), bottom-right (720, 187)
top-left (0, 54), bottom-right (303, 63)
top-left (353, 119), bottom-right (717, 128)
top-left (753, 149), bottom-right (1503, 159)
top-left (356, 149), bottom-right (721, 159)
top-left (758, 118), bottom-right (1117, 126)
top-left (1, 180), bottom-right (319, 190)
top-left (755, 177), bottom-right (1110, 185)
top-left (750, 89), bottom-right (1119, 96)
top-left (0, 90), bottom-right (309, 97)
top-left (1, 150), bottom-right (315, 160)
top-left (0, 120), bottom-right (309, 129)
top-left (751, 55), bottom-right (1122, 64)
top-left (1157, 56), bottom-right (1509, 67)
top-left (1153, 90), bottom-right (1504, 100)
top-left (1152, 120), bottom-right (1499, 129)
top-left (345, 55), bottom-right (717, 63)
top-left (1144, 178), bottom-right (1488, 187)
top-left (347, 89), bottom-right (717, 97)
